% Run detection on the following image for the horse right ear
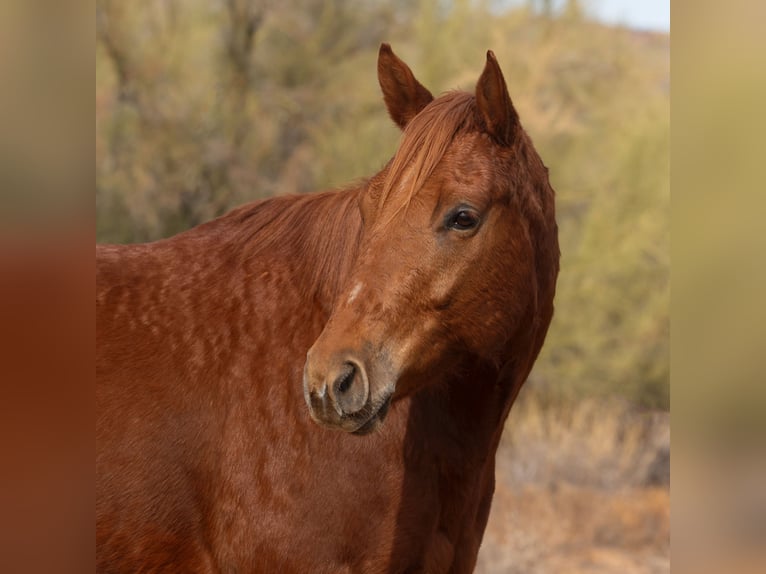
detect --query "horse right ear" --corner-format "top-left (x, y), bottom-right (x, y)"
top-left (475, 50), bottom-right (519, 146)
top-left (378, 43), bottom-right (433, 130)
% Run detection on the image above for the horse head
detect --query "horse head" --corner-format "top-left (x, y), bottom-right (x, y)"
top-left (303, 44), bottom-right (558, 434)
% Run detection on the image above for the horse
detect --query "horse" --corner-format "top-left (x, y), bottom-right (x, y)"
top-left (96, 44), bottom-right (559, 573)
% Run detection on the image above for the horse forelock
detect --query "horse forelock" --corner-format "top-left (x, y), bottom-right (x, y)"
top-left (376, 91), bottom-right (552, 224)
top-left (378, 91), bottom-right (477, 218)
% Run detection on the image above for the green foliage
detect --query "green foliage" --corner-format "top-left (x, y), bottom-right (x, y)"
top-left (96, 1), bottom-right (669, 409)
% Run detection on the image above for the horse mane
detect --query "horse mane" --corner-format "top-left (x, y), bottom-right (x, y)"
top-left (200, 187), bottom-right (364, 309)
top-left (378, 91), bottom-right (478, 217)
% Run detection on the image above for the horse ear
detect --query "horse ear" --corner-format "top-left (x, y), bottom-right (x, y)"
top-left (378, 43), bottom-right (434, 130)
top-left (475, 50), bottom-right (519, 146)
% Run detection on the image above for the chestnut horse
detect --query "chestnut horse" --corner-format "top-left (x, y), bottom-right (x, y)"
top-left (97, 44), bottom-right (559, 573)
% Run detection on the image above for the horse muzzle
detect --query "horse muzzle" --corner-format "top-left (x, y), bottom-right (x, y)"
top-left (303, 348), bottom-right (395, 434)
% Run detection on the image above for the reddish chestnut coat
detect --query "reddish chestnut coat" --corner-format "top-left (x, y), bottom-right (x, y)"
top-left (97, 44), bottom-right (559, 573)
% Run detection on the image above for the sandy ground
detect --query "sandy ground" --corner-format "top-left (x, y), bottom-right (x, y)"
top-left (475, 396), bottom-right (670, 573)
top-left (476, 482), bottom-right (669, 573)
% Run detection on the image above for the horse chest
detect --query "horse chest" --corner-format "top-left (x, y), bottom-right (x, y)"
top-left (204, 393), bottom-right (492, 573)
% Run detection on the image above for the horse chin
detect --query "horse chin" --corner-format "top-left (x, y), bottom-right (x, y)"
top-left (350, 393), bottom-right (392, 436)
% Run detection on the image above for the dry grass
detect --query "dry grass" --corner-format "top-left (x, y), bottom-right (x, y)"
top-left (476, 392), bottom-right (670, 573)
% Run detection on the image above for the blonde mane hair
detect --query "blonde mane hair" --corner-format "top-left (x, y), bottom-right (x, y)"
top-left (377, 91), bottom-right (477, 216)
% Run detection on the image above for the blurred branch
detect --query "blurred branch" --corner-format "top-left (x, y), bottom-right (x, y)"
top-left (96, 2), bottom-right (138, 107)
top-left (223, 0), bottom-right (264, 87)
top-left (221, 0), bottom-right (266, 148)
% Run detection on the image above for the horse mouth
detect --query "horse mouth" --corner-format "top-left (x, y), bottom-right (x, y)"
top-left (350, 394), bottom-right (392, 436)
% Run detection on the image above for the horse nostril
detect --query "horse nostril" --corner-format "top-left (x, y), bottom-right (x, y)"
top-left (329, 360), bottom-right (368, 415)
top-left (335, 363), bottom-right (356, 395)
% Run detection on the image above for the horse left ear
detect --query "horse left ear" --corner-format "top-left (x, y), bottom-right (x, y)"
top-left (378, 43), bottom-right (434, 130)
top-left (475, 51), bottom-right (519, 146)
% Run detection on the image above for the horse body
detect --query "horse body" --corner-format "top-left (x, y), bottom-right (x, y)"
top-left (97, 45), bottom-right (559, 573)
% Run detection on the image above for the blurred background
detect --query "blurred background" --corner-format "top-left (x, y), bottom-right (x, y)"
top-left (96, 1), bottom-right (669, 572)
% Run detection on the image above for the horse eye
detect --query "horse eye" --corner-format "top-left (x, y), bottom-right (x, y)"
top-left (447, 209), bottom-right (480, 231)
